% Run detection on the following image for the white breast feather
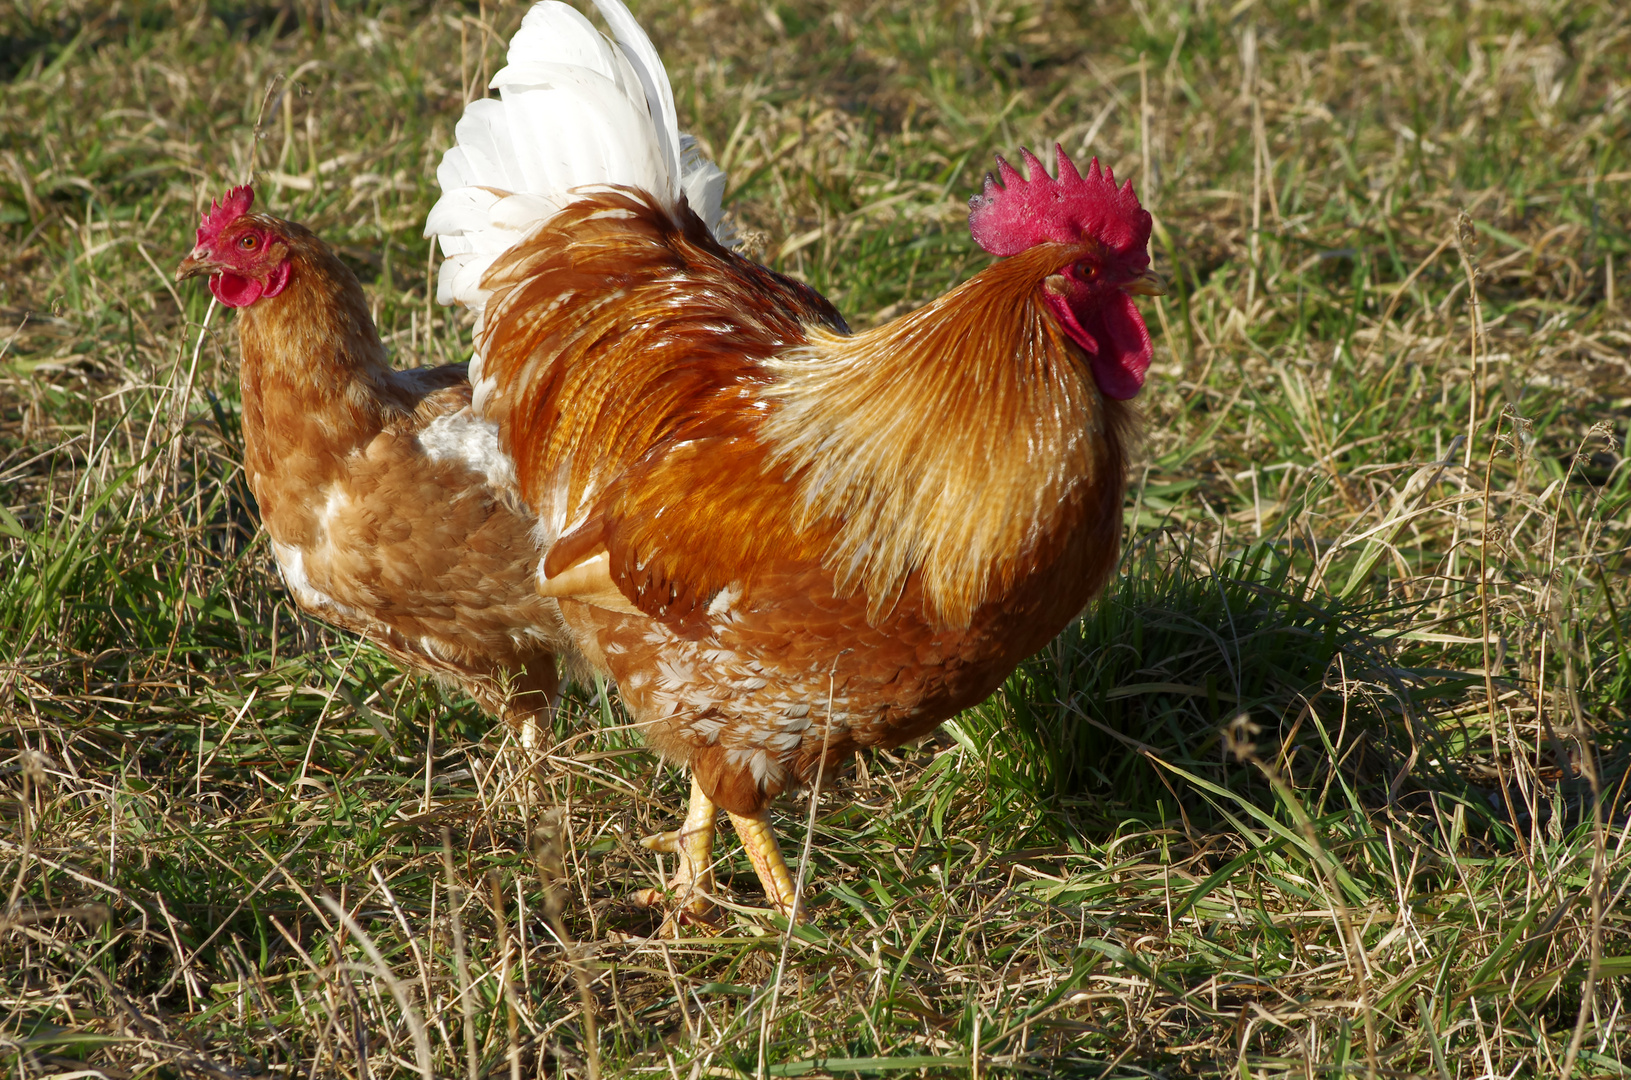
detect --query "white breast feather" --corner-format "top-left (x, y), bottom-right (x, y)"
top-left (272, 542), bottom-right (364, 622)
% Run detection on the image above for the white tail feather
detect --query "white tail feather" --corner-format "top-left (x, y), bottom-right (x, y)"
top-left (426, 0), bottom-right (729, 321)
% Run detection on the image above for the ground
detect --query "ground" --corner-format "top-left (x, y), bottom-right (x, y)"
top-left (2, 0), bottom-right (1630, 1076)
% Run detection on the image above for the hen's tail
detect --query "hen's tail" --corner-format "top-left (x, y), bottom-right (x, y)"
top-left (424, 0), bottom-right (728, 321)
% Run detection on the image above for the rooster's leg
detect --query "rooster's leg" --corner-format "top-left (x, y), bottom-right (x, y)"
top-left (724, 808), bottom-right (801, 923)
top-left (637, 775), bottom-right (719, 931)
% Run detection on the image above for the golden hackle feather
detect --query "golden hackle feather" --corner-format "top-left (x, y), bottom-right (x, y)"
top-left (233, 218), bottom-right (414, 498)
top-left (761, 240), bottom-right (1134, 629)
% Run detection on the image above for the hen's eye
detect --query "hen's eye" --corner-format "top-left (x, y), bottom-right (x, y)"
top-left (239, 235), bottom-right (258, 250)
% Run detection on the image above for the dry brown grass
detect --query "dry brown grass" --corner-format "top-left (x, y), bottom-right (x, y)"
top-left (3, 0), bottom-right (1630, 1076)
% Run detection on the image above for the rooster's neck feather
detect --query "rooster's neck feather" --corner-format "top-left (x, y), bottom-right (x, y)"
top-left (761, 242), bottom-right (1132, 628)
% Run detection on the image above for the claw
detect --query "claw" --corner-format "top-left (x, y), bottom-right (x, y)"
top-left (636, 775), bottom-right (807, 935)
top-left (633, 887), bottom-right (724, 933)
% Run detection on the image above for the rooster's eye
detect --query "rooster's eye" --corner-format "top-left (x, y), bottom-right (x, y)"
top-left (239, 235), bottom-right (258, 250)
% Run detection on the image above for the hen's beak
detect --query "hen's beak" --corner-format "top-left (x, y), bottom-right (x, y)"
top-left (175, 247), bottom-right (221, 282)
top-left (1124, 268), bottom-right (1168, 297)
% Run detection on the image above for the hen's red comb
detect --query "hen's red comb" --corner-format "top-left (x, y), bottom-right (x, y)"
top-left (197, 185), bottom-right (255, 246)
top-left (968, 146), bottom-right (1149, 258)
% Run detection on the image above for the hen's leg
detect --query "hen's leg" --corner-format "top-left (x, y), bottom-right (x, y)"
top-left (507, 658), bottom-right (560, 804)
top-left (637, 776), bottom-right (719, 931)
top-left (724, 808), bottom-right (801, 923)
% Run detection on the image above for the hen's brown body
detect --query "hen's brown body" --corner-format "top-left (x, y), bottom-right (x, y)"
top-left (182, 214), bottom-right (566, 740)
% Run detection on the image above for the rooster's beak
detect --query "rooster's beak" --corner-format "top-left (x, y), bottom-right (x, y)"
top-left (1124, 268), bottom-right (1167, 297)
top-left (175, 247), bottom-right (221, 282)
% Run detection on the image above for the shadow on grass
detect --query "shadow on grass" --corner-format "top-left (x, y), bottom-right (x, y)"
top-left (961, 529), bottom-right (1509, 840)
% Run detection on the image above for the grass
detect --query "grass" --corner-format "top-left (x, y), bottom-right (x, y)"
top-left (3, 0), bottom-right (1630, 1075)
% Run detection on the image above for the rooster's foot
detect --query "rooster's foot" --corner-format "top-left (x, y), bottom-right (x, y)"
top-left (630, 886), bottom-right (724, 935)
top-left (636, 777), bottom-right (720, 936)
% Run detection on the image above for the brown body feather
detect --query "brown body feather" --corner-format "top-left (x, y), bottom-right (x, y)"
top-left (477, 192), bottom-right (1132, 817)
top-left (231, 217), bottom-right (567, 728)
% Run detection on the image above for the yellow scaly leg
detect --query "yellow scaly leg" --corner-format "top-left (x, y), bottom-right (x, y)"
top-left (725, 808), bottom-right (802, 923)
top-left (637, 776), bottom-right (720, 933)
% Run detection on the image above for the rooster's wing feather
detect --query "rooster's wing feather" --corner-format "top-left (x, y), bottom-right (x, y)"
top-left (471, 191), bottom-right (846, 621)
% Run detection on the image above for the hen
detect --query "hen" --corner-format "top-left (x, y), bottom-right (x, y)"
top-left (427, 0), bottom-right (1163, 927)
top-left (175, 188), bottom-right (570, 765)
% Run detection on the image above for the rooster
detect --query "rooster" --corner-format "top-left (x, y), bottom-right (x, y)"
top-left (427, 0), bottom-right (1164, 929)
top-left (175, 187), bottom-right (570, 766)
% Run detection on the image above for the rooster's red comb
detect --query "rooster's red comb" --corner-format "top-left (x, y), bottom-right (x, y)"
top-left (197, 185), bottom-right (255, 246)
top-left (968, 146), bottom-right (1150, 258)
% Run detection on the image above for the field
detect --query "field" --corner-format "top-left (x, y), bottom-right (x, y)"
top-left (3, 0), bottom-right (1630, 1075)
